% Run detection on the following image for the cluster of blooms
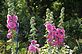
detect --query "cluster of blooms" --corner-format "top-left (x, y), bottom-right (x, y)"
top-left (6, 14), bottom-right (18, 39)
top-left (28, 40), bottom-right (40, 53)
top-left (45, 22), bottom-right (65, 46)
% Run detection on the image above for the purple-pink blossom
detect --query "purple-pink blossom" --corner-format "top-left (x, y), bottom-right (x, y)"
top-left (7, 22), bottom-right (16, 29)
top-left (7, 15), bottom-right (18, 29)
top-left (7, 31), bottom-right (12, 39)
top-left (31, 40), bottom-right (37, 45)
top-left (6, 14), bottom-right (18, 39)
top-left (45, 23), bottom-right (56, 33)
top-left (28, 40), bottom-right (40, 53)
top-left (56, 28), bottom-right (65, 38)
top-left (44, 23), bottom-right (65, 46)
top-left (28, 45), bottom-right (37, 53)
top-left (7, 15), bottom-right (18, 23)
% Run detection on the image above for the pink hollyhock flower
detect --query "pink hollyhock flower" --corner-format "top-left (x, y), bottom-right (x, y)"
top-left (52, 39), bottom-right (64, 46)
top-left (7, 32), bottom-right (12, 39)
top-left (44, 23), bottom-right (56, 32)
top-left (7, 22), bottom-right (16, 29)
top-left (31, 40), bottom-right (37, 45)
top-left (51, 34), bottom-right (64, 46)
top-left (12, 15), bottom-right (18, 23)
top-left (52, 28), bottom-right (64, 46)
top-left (52, 31), bottom-right (58, 37)
top-left (59, 38), bottom-right (64, 43)
top-left (7, 15), bottom-right (12, 22)
top-left (47, 29), bottom-right (57, 44)
top-left (52, 41), bottom-right (59, 46)
top-left (56, 28), bottom-right (65, 38)
top-left (6, 14), bottom-right (18, 39)
top-left (45, 23), bottom-right (65, 46)
top-left (28, 45), bottom-right (37, 53)
top-left (28, 40), bottom-right (40, 53)
top-left (47, 32), bottom-right (54, 39)
top-left (47, 38), bottom-right (53, 45)
top-left (7, 15), bottom-right (18, 23)
top-left (47, 32), bottom-right (55, 45)
top-left (35, 44), bottom-right (40, 47)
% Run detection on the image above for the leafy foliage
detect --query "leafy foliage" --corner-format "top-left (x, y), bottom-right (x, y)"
top-left (0, 0), bottom-right (82, 54)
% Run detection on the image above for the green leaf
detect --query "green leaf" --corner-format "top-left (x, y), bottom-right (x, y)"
top-left (6, 45), bottom-right (11, 50)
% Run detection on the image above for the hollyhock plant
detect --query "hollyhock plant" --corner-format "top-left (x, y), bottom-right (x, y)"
top-left (44, 23), bottom-right (65, 46)
top-left (28, 40), bottom-right (40, 53)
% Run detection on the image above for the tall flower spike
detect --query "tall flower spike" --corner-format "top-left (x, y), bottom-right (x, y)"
top-left (6, 0), bottom-right (19, 54)
top-left (45, 8), bottom-right (54, 24)
top-left (44, 8), bottom-right (54, 38)
top-left (29, 16), bottom-right (37, 40)
top-left (58, 7), bottom-right (65, 27)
